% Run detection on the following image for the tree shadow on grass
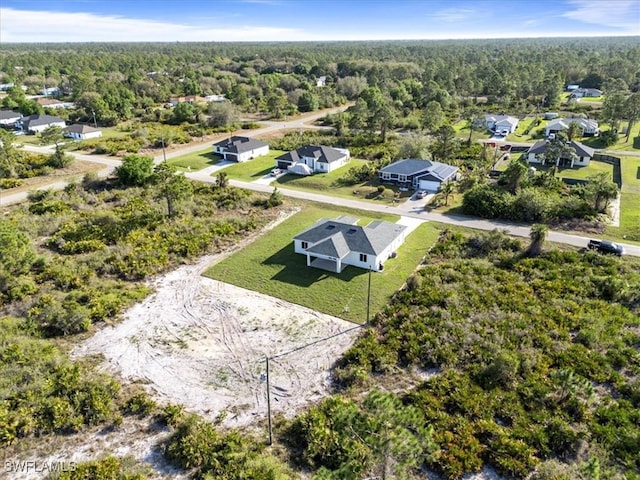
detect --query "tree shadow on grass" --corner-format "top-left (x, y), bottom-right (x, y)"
top-left (263, 243), bottom-right (367, 287)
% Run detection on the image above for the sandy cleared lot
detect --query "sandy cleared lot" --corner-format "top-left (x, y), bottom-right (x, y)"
top-left (73, 216), bottom-right (360, 429)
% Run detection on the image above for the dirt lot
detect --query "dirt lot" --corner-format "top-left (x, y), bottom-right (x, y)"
top-left (73, 211), bottom-right (361, 429)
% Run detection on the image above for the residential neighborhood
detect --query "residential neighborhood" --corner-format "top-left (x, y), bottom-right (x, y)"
top-left (275, 145), bottom-right (350, 175)
top-left (212, 136), bottom-right (270, 162)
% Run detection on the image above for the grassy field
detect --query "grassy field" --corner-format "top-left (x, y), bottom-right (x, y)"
top-left (273, 159), bottom-right (414, 205)
top-left (168, 147), bottom-right (222, 171)
top-left (605, 155), bottom-right (640, 243)
top-left (219, 150), bottom-right (287, 180)
top-left (204, 204), bottom-right (442, 324)
top-left (555, 159), bottom-right (614, 180)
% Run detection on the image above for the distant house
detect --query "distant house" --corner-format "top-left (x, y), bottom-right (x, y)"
top-left (205, 94), bottom-right (226, 102)
top-left (379, 159), bottom-right (458, 192)
top-left (0, 83), bottom-right (15, 91)
top-left (64, 124), bottom-right (102, 141)
top-left (484, 114), bottom-right (519, 133)
top-left (293, 215), bottom-right (407, 273)
top-left (316, 76), bottom-right (327, 87)
top-left (570, 88), bottom-right (602, 98)
top-left (40, 87), bottom-right (60, 96)
top-left (544, 112), bottom-right (559, 120)
top-left (18, 114), bottom-right (66, 134)
top-left (167, 95), bottom-right (206, 107)
top-left (566, 84), bottom-right (580, 91)
top-left (527, 140), bottom-right (595, 168)
top-left (212, 136), bottom-right (269, 162)
top-left (276, 145), bottom-right (350, 175)
top-left (36, 98), bottom-right (75, 109)
top-left (0, 110), bottom-right (22, 127)
top-left (545, 117), bottom-right (599, 138)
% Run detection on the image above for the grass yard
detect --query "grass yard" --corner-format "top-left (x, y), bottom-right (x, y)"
top-left (218, 150), bottom-right (287, 180)
top-left (555, 159), bottom-right (613, 181)
top-left (273, 159), bottom-right (414, 205)
top-left (204, 204), bottom-right (442, 324)
top-left (605, 155), bottom-right (640, 243)
top-left (168, 147), bottom-right (221, 171)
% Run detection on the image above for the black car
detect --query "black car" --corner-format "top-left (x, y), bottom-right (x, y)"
top-left (587, 239), bottom-right (625, 256)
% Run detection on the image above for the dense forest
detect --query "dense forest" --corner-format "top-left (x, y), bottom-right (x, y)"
top-left (1, 38), bottom-right (639, 479)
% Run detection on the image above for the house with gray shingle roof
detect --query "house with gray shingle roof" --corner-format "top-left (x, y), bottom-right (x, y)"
top-left (527, 140), bottom-right (595, 168)
top-left (276, 145), bottom-right (350, 174)
top-left (379, 159), bottom-right (458, 192)
top-left (293, 216), bottom-right (407, 273)
top-left (17, 114), bottom-right (66, 134)
top-left (0, 110), bottom-right (22, 127)
top-left (484, 114), bottom-right (519, 133)
top-left (64, 124), bottom-right (102, 141)
top-left (212, 135), bottom-right (269, 162)
top-left (545, 117), bottom-right (599, 138)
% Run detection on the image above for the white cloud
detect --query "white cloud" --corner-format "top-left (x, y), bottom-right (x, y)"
top-left (0, 7), bottom-right (303, 42)
top-left (431, 7), bottom-right (475, 22)
top-left (563, 0), bottom-right (640, 31)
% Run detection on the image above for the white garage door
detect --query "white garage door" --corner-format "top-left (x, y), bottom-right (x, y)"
top-left (419, 180), bottom-right (440, 192)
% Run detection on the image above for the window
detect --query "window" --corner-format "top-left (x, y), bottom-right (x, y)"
top-left (359, 253), bottom-right (367, 262)
top-left (398, 174), bottom-right (407, 182)
top-left (301, 241), bottom-right (308, 249)
top-left (381, 172), bottom-right (391, 180)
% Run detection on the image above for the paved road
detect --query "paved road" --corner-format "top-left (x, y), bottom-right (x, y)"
top-left (3, 108), bottom-right (639, 257)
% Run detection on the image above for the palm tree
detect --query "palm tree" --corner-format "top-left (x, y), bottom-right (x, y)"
top-left (527, 223), bottom-right (548, 257)
top-left (566, 121), bottom-right (582, 141)
top-left (216, 171), bottom-right (229, 189)
top-left (440, 181), bottom-right (455, 206)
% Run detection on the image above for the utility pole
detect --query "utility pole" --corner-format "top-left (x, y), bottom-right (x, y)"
top-left (366, 267), bottom-right (372, 324)
top-left (265, 356), bottom-right (273, 445)
top-left (91, 109), bottom-right (97, 128)
top-left (161, 136), bottom-right (167, 162)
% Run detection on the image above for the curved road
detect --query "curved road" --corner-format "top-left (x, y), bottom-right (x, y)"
top-left (2, 106), bottom-right (639, 257)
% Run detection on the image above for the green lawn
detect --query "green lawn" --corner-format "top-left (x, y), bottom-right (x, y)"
top-left (168, 147), bottom-right (222, 171)
top-left (604, 156), bottom-right (640, 244)
top-left (219, 150), bottom-right (287, 180)
top-left (579, 96), bottom-right (604, 103)
top-left (619, 155), bottom-right (640, 194)
top-left (272, 159), bottom-right (414, 205)
top-left (204, 204), bottom-right (442, 324)
top-left (555, 159), bottom-right (613, 181)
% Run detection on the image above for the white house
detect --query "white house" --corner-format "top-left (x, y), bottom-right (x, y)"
top-left (570, 88), bottom-right (602, 98)
top-left (378, 158), bottom-right (458, 192)
top-left (484, 114), bottom-right (519, 133)
top-left (0, 110), bottom-right (22, 127)
top-left (205, 94), bottom-right (226, 102)
top-left (275, 145), bottom-right (350, 175)
top-left (40, 87), bottom-right (60, 96)
top-left (293, 216), bottom-right (407, 273)
top-left (212, 136), bottom-right (269, 162)
top-left (316, 76), bottom-right (327, 87)
top-left (527, 140), bottom-right (595, 168)
top-left (545, 118), bottom-right (599, 138)
top-left (18, 114), bottom-right (66, 134)
top-left (64, 124), bottom-right (102, 141)
top-left (36, 98), bottom-right (75, 109)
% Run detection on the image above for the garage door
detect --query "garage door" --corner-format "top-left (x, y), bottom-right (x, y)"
top-left (419, 180), bottom-right (440, 192)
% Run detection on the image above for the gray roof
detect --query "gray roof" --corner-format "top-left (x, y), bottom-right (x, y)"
top-left (21, 114), bottom-right (65, 128)
top-left (379, 158), bottom-right (457, 181)
top-left (277, 145), bottom-right (346, 164)
top-left (65, 124), bottom-right (100, 134)
top-left (213, 136), bottom-right (268, 154)
top-left (546, 117), bottom-right (598, 131)
top-left (0, 110), bottom-right (21, 120)
top-left (294, 217), bottom-right (406, 257)
top-left (528, 140), bottom-right (595, 158)
top-left (485, 114), bottom-right (518, 128)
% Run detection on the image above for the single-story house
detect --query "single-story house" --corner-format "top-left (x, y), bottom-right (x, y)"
top-left (293, 215), bottom-right (407, 273)
top-left (566, 84), bottom-right (580, 91)
top-left (205, 94), bottom-right (226, 102)
top-left (0, 110), bottom-right (22, 127)
top-left (0, 83), bottom-right (15, 91)
top-left (36, 98), bottom-right (75, 109)
top-left (544, 112), bottom-right (559, 120)
top-left (64, 124), bottom-right (102, 141)
top-left (484, 114), bottom-right (519, 133)
top-left (17, 114), bottom-right (66, 134)
top-left (570, 88), bottom-right (602, 98)
top-left (379, 158), bottom-right (458, 192)
top-left (167, 95), bottom-right (206, 107)
top-left (545, 117), bottom-right (599, 137)
top-left (316, 76), bottom-right (327, 87)
top-left (40, 87), bottom-right (60, 96)
top-left (527, 140), bottom-right (595, 168)
top-left (212, 136), bottom-right (269, 162)
top-left (276, 145), bottom-right (350, 175)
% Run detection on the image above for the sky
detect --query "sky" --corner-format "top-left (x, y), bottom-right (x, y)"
top-left (0, 0), bottom-right (638, 43)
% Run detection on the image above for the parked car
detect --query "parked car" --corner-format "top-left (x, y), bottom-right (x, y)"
top-left (415, 190), bottom-right (427, 199)
top-left (587, 239), bottom-right (625, 256)
top-left (270, 168), bottom-right (282, 177)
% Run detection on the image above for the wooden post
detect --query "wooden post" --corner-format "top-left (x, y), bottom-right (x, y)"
top-left (266, 356), bottom-right (273, 445)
